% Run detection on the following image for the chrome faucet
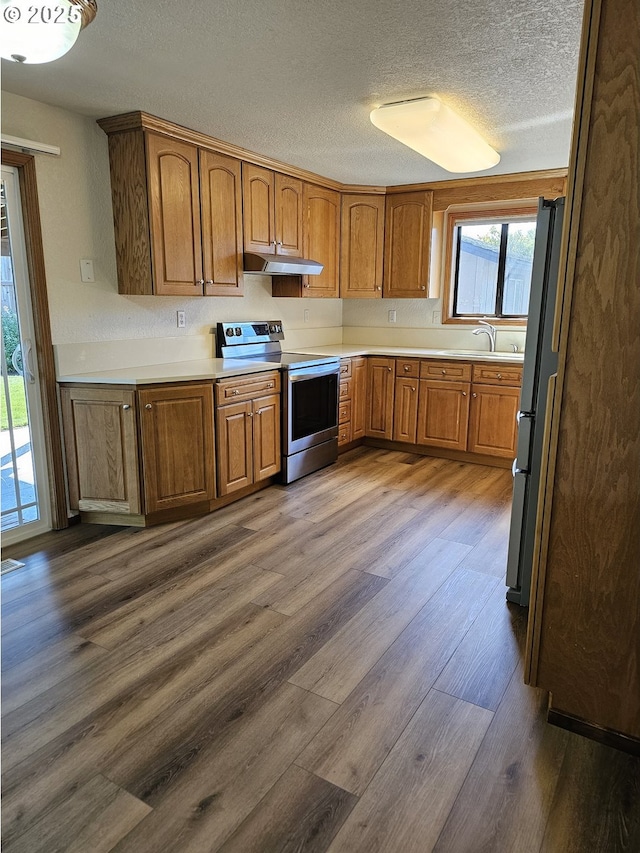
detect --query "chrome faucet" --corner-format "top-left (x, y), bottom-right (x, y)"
top-left (473, 320), bottom-right (497, 352)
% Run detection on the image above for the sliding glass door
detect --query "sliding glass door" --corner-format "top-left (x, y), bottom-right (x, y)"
top-left (1, 165), bottom-right (50, 544)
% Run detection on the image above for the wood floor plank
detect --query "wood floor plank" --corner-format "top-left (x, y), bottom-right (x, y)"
top-left (540, 734), bottom-right (640, 853)
top-left (433, 580), bottom-right (527, 711)
top-left (218, 764), bottom-right (357, 853)
top-left (455, 501), bottom-right (513, 578)
top-left (1, 634), bottom-right (108, 716)
top-left (289, 537), bottom-right (472, 703)
top-left (110, 684), bottom-right (337, 853)
top-left (3, 773), bottom-right (151, 853)
top-left (438, 493), bottom-right (505, 546)
top-left (432, 667), bottom-right (570, 853)
top-left (327, 690), bottom-right (493, 853)
top-left (296, 568), bottom-right (496, 795)
top-left (1, 564), bottom-right (283, 768)
top-left (0, 604), bottom-right (288, 845)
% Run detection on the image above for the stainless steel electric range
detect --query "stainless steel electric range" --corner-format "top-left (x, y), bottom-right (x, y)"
top-left (216, 321), bottom-right (340, 483)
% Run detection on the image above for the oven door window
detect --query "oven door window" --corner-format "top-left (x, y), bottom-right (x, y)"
top-left (292, 374), bottom-right (338, 441)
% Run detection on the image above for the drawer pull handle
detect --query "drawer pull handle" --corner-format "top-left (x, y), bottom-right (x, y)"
top-left (497, 373), bottom-right (502, 379)
top-left (122, 404), bottom-right (131, 410)
top-left (404, 365), bottom-right (410, 372)
top-left (232, 390), bottom-right (239, 395)
top-left (441, 369), bottom-right (446, 375)
top-left (145, 403), bottom-right (152, 410)
top-left (267, 382), bottom-right (274, 388)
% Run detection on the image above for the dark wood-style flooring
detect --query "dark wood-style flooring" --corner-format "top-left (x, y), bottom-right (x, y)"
top-left (2, 448), bottom-right (639, 852)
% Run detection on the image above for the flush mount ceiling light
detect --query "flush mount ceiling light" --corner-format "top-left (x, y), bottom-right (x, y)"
top-left (370, 97), bottom-right (500, 174)
top-left (1, 0), bottom-right (97, 64)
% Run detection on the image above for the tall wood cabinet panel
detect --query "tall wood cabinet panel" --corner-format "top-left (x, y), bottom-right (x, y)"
top-left (352, 357), bottom-right (367, 440)
top-left (417, 380), bottom-right (470, 451)
top-left (199, 150), bottom-right (244, 296)
top-left (393, 377), bottom-right (418, 443)
top-left (302, 183), bottom-right (341, 297)
top-left (340, 194), bottom-right (385, 298)
top-left (216, 401), bottom-right (254, 495)
top-left (252, 393), bottom-right (281, 481)
top-left (275, 173), bottom-right (303, 256)
top-left (526, 0), bottom-right (640, 746)
top-left (366, 357), bottom-right (394, 439)
top-left (60, 387), bottom-right (141, 515)
top-left (383, 191), bottom-right (433, 298)
top-left (147, 133), bottom-right (203, 296)
top-left (467, 384), bottom-right (520, 458)
top-left (138, 383), bottom-right (216, 513)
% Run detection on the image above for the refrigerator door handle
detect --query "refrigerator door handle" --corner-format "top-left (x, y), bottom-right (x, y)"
top-left (517, 410), bottom-right (535, 424)
top-left (512, 458), bottom-right (530, 477)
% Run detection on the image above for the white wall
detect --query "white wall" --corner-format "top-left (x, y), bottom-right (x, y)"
top-left (1, 92), bottom-right (342, 373)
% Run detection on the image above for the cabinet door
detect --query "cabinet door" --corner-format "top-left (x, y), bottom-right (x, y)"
top-left (60, 387), bottom-right (141, 515)
top-left (139, 383), bottom-right (215, 513)
top-left (146, 133), bottom-right (203, 296)
top-left (468, 384), bottom-right (520, 458)
top-left (200, 150), bottom-right (244, 296)
top-left (340, 194), bottom-right (385, 298)
top-left (216, 401), bottom-right (253, 496)
top-left (242, 163), bottom-right (275, 253)
top-left (352, 357), bottom-right (367, 440)
top-left (365, 357), bottom-right (394, 439)
top-left (252, 393), bottom-right (281, 482)
top-left (275, 174), bottom-right (303, 256)
top-left (393, 377), bottom-right (419, 443)
top-left (417, 380), bottom-right (470, 451)
top-left (302, 183), bottom-right (340, 297)
top-left (383, 191), bottom-right (433, 298)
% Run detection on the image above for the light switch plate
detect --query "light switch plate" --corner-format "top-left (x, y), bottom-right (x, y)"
top-left (177, 310), bottom-right (186, 328)
top-left (80, 259), bottom-right (95, 282)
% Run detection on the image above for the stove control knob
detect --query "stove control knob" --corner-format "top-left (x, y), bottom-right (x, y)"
top-left (226, 328), bottom-right (234, 336)
top-left (269, 324), bottom-right (276, 333)
top-left (235, 327), bottom-right (242, 336)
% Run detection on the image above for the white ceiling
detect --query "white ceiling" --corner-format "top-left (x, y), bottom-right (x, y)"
top-left (1, 0), bottom-right (584, 185)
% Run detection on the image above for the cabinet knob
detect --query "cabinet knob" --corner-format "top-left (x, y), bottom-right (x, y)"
top-left (247, 411), bottom-right (253, 417)
top-left (267, 382), bottom-right (274, 388)
top-left (497, 373), bottom-right (502, 379)
top-left (196, 279), bottom-right (205, 286)
top-left (472, 393), bottom-right (477, 398)
top-left (441, 369), bottom-right (446, 375)
top-left (303, 283), bottom-right (310, 288)
top-left (388, 367), bottom-right (392, 372)
top-left (403, 365), bottom-right (410, 372)
top-left (232, 389), bottom-right (239, 395)
top-left (462, 391), bottom-right (467, 397)
top-left (420, 285), bottom-right (426, 291)
top-left (276, 241), bottom-right (283, 247)
top-left (122, 404), bottom-right (131, 410)
top-left (377, 286), bottom-right (382, 291)
top-left (145, 403), bottom-right (152, 410)
top-left (411, 386), bottom-right (416, 392)
top-left (205, 279), bottom-right (214, 286)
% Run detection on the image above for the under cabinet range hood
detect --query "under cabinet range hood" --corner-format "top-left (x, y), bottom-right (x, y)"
top-left (243, 252), bottom-right (323, 276)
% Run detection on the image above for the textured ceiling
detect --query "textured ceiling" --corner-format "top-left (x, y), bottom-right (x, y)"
top-left (1, 0), bottom-right (584, 185)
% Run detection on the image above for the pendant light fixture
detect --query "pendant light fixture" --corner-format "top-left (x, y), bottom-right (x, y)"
top-left (370, 96), bottom-right (500, 173)
top-left (1, 0), bottom-right (97, 64)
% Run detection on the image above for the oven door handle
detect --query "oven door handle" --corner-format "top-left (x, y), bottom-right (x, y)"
top-left (289, 365), bottom-right (340, 381)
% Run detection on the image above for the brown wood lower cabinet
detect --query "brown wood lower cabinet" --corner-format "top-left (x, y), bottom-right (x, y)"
top-left (417, 379), bottom-right (470, 451)
top-left (215, 372), bottom-right (281, 496)
top-left (393, 377), bottom-right (418, 443)
top-left (366, 357), bottom-right (395, 439)
top-left (138, 383), bottom-right (216, 513)
top-left (60, 386), bottom-right (141, 515)
top-left (338, 357), bottom-right (366, 448)
top-left (467, 384), bottom-right (520, 458)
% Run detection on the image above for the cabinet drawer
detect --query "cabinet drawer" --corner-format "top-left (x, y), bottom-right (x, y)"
top-left (338, 421), bottom-right (352, 446)
top-left (472, 364), bottom-right (523, 387)
top-left (339, 358), bottom-right (352, 379)
top-left (420, 361), bottom-right (472, 382)
top-left (339, 399), bottom-right (352, 425)
top-left (396, 359), bottom-right (420, 378)
top-left (339, 378), bottom-right (352, 400)
top-left (216, 371), bottom-right (280, 404)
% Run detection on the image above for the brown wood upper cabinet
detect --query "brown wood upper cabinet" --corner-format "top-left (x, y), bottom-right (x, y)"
top-left (303, 183), bottom-right (341, 297)
top-left (383, 191), bottom-right (433, 298)
top-left (242, 163), bottom-right (303, 256)
top-left (340, 194), bottom-right (385, 298)
top-left (104, 130), bottom-right (244, 297)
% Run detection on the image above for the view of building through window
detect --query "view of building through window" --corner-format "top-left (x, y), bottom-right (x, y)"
top-left (454, 219), bottom-right (536, 318)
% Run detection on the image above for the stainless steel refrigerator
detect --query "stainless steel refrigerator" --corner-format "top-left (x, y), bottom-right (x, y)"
top-left (506, 197), bottom-right (565, 606)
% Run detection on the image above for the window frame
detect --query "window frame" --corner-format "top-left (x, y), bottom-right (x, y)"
top-left (442, 202), bottom-right (538, 326)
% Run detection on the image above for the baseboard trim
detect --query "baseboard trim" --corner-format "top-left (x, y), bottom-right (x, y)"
top-left (547, 707), bottom-right (640, 756)
top-left (363, 438), bottom-right (512, 468)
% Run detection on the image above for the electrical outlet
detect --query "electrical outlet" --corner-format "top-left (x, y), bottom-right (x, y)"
top-left (388, 309), bottom-right (397, 323)
top-left (432, 310), bottom-right (441, 324)
top-left (304, 309), bottom-right (310, 323)
top-left (177, 310), bottom-right (186, 328)
top-left (80, 259), bottom-right (95, 282)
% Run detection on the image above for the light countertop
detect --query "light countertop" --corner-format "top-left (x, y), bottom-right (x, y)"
top-left (57, 346), bottom-right (523, 385)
